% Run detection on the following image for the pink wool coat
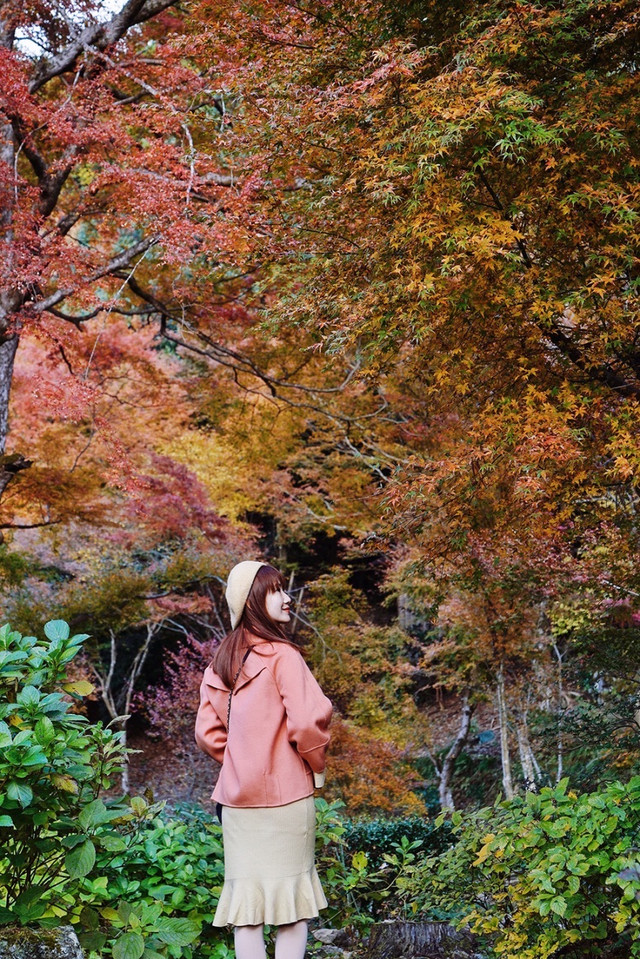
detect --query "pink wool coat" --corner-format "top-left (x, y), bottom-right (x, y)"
top-left (195, 639), bottom-right (332, 808)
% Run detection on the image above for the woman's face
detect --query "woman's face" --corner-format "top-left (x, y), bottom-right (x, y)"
top-left (265, 586), bottom-right (292, 623)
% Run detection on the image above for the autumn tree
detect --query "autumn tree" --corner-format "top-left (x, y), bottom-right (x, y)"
top-left (0, 0), bottom-right (285, 505)
top-left (186, 0), bottom-right (640, 797)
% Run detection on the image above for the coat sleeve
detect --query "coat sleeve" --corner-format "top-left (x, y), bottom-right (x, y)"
top-left (272, 646), bottom-right (332, 774)
top-left (194, 676), bottom-right (227, 763)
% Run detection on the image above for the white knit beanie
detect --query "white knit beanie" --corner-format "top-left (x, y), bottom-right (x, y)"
top-left (225, 561), bottom-right (267, 629)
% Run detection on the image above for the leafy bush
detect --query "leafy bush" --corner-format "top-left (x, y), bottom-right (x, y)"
top-left (341, 815), bottom-right (452, 871)
top-left (314, 797), bottom-right (378, 930)
top-left (314, 799), bottom-right (453, 928)
top-left (73, 803), bottom-right (231, 959)
top-left (404, 778), bottom-right (640, 958)
top-left (0, 620), bottom-right (128, 926)
top-left (0, 620), bottom-right (208, 959)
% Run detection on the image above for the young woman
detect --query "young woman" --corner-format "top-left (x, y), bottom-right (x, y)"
top-left (195, 561), bottom-right (333, 959)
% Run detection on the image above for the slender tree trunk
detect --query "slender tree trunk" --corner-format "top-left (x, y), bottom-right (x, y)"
top-left (552, 642), bottom-right (565, 782)
top-left (439, 693), bottom-right (474, 810)
top-left (0, 336), bottom-right (18, 455)
top-left (513, 684), bottom-right (542, 791)
top-left (90, 625), bottom-right (159, 793)
top-left (0, 21), bottom-right (24, 490)
top-left (496, 666), bottom-right (514, 799)
top-left (515, 712), bottom-right (537, 791)
top-left (425, 693), bottom-right (475, 811)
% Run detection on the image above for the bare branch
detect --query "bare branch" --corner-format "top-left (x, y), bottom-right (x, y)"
top-left (29, 0), bottom-right (182, 92)
top-left (49, 306), bottom-right (104, 327)
top-left (0, 519), bottom-right (59, 530)
top-left (32, 235), bottom-right (158, 314)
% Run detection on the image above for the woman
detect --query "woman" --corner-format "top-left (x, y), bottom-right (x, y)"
top-left (195, 561), bottom-right (333, 959)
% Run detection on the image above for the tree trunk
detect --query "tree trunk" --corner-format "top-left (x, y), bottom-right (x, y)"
top-left (515, 712), bottom-right (538, 791)
top-left (423, 693), bottom-right (475, 811)
top-left (496, 666), bottom-right (514, 800)
top-left (0, 336), bottom-right (18, 454)
top-left (438, 693), bottom-right (475, 810)
top-left (364, 920), bottom-right (478, 959)
top-left (0, 23), bottom-right (24, 496)
top-left (552, 642), bottom-right (565, 782)
top-left (90, 625), bottom-right (159, 793)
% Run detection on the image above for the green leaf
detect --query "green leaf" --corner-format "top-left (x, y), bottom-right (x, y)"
top-left (7, 781), bottom-right (33, 807)
top-left (34, 717), bottom-right (55, 744)
top-left (20, 746), bottom-right (48, 767)
top-left (65, 839), bottom-right (96, 878)
top-left (59, 647), bottom-right (81, 664)
top-left (78, 798), bottom-right (109, 832)
top-left (130, 796), bottom-right (148, 817)
top-left (98, 834), bottom-right (127, 852)
top-left (550, 896), bottom-right (567, 917)
top-left (0, 720), bottom-right (12, 747)
top-left (69, 633), bottom-right (90, 646)
top-left (117, 901), bottom-right (134, 924)
top-left (113, 933), bottom-right (145, 959)
top-left (13, 888), bottom-right (47, 923)
top-left (141, 949), bottom-right (165, 959)
top-left (153, 918), bottom-right (200, 947)
top-left (0, 815), bottom-right (14, 827)
top-left (140, 903), bottom-right (162, 925)
top-left (61, 833), bottom-right (87, 849)
top-left (44, 620), bottom-right (70, 642)
top-left (99, 906), bottom-right (121, 922)
top-left (77, 931), bottom-right (107, 954)
top-left (169, 887), bottom-right (185, 907)
top-left (17, 685), bottom-right (40, 705)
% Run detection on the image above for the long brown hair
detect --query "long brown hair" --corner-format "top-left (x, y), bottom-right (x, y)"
top-left (212, 565), bottom-right (296, 688)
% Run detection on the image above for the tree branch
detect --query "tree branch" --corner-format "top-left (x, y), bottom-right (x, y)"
top-left (29, 0), bottom-right (182, 93)
top-left (0, 519), bottom-right (59, 530)
top-left (32, 235), bottom-right (158, 314)
top-left (477, 172), bottom-right (640, 398)
top-left (478, 170), bottom-right (533, 269)
top-left (545, 325), bottom-right (640, 398)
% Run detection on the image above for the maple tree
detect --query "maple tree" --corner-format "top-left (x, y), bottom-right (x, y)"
top-left (0, 0), bottom-right (286, 503)
top-left (184, 0), bottom-right (640, 802)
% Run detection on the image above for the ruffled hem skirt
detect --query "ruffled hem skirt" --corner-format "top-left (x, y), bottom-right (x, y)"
top-left (213, 795), bottom-right (327, 927)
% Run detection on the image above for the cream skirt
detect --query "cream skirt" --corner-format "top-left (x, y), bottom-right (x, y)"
top-left (213, 796), bottom-right (327, 927)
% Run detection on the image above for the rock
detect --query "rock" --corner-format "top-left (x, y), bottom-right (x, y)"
top-left (313, 928), bottom-right (352, 947)
top-left (363, 920), bottom-right (481, 959)
top-left (314, 948), bottom-right (352, 959)
top-left (0, 926), bottom-right (84, 959)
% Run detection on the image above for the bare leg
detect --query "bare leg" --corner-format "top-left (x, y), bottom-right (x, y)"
top-left (274, 920), bottom-right (309, 959)
top-left (234, 924), bottom-right (267, 959)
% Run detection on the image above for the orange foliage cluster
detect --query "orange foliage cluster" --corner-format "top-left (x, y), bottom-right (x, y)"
top-left (324, 717), bottom-right (425, 817)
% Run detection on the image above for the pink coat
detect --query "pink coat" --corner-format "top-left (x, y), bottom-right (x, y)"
top-left (195, 639), bottom-right (332, 808)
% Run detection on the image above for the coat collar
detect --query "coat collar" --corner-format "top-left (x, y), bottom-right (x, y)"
top-left (204, 643), bottom-right (274, 693)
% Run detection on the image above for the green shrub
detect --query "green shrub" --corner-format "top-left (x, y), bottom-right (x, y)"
top-left (73, 803), bottom-right (231, 959)
top-left (0, 620), bottom-right (129, 926)
top-left (314, 797), bottom-right (379, 930)
top-left (405, 778), bottom-right (640, 958)
top-left (341, 816), bottom-right (452, 871)
top-left (0, 620), bottom-right (206, 959)
top-left (314, 799), bottom-right (454, 928)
